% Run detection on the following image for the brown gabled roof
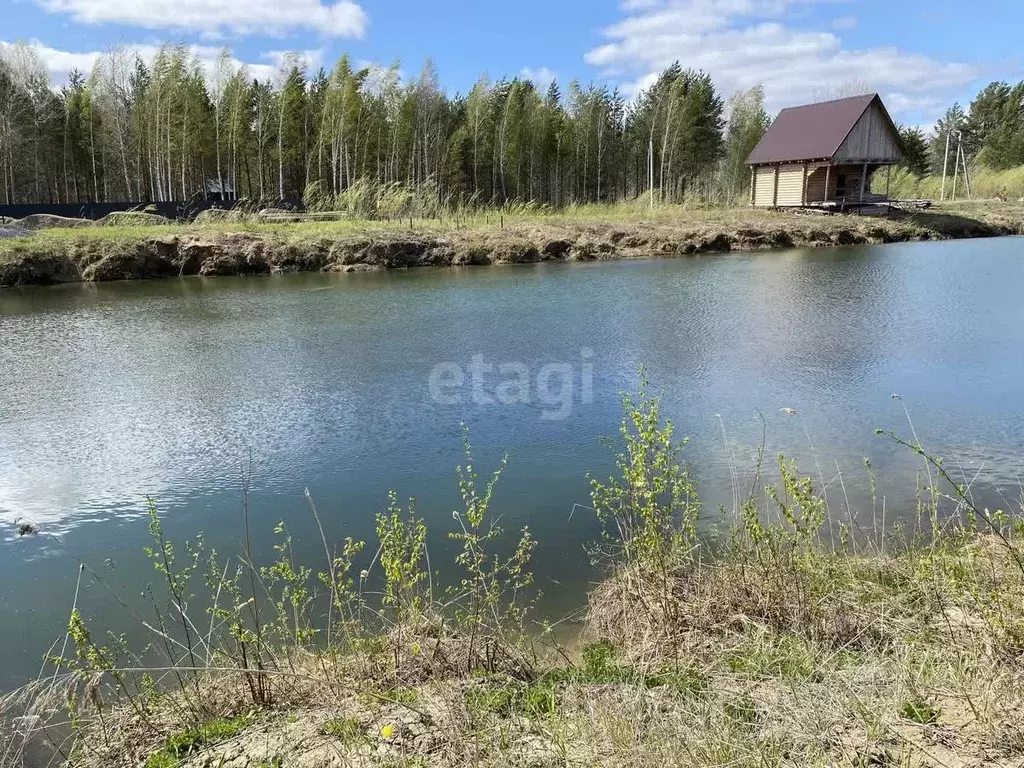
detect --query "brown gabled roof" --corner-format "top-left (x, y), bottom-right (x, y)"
top-left (746, 93), bottom-right (901, 165)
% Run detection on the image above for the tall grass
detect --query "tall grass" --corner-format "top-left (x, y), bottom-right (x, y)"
top-left (3, 386), bottom-right (1024, 766)
top-left (885, 164), bottom-right (1024, 201)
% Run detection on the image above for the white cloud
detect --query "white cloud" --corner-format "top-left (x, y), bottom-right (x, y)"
top-left (584, 0), bottom-right (981, 124)
top-left (0, 38), bottom-right (313, 86)
top-left (520, 66), bottom-right (557, 90)
top-left (35, 0), bottom-right (368, 38)
top-left (0, 39), bottom-right (103, 81)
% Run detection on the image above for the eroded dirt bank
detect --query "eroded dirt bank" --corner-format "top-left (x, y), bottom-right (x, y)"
top-left (1, 206), bottom-right (1021, 287)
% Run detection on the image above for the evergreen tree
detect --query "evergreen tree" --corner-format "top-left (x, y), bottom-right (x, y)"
top-left (898, 126), bottom-right (930, 178)
top-left (11, 44), bottom-right (1024, 209)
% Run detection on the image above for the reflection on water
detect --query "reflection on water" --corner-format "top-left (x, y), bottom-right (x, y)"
top-left (2, 237), bottom-right (1024, 688)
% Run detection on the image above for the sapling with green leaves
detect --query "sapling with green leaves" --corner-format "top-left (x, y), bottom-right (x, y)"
top-left (590, 372), bottom-right (700, 574)
top-left (315, 535), bottom-right (365, 645)
top-left (588, 372), bottom-right (701, 651)
top-left (376, 491), bottom-right (428, 671)
top-left (261, 522), bottom-right (316, 648)
top-left (449, 428), bottom-right (537, 672)
top-left (144, 499), bottom-right (207, 699)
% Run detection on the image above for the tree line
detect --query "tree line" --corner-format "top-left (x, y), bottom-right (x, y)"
top-left (0, 43), bottom-right (769, 209)
top-left (2, 40), bottom-right (1022, 210)
top-left (895, 82), bottom-right (1024, 182)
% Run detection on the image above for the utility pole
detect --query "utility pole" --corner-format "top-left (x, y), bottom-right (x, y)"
top-left (940, 129), bottom-right (951, 202)
top-left (958, 136), bottom-right (972, 199)
top-left (951, 132), bottom-right (962, 202)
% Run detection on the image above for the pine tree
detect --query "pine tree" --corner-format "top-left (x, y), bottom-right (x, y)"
top-left (898, 126), bottom-right (930, 178)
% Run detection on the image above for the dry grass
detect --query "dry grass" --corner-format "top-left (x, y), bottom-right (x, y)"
top-left (4, 390), bottom-right (1024, 767)
top-left (2, 200), bottom-right (1022, 286)
top-left (10, 531), bottom-right (1020, 768)
top-left (583, 533), bottom-right (1024, 767)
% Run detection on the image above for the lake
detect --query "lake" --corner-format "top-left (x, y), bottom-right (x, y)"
top-left (2, 237), bottom-right (1023, 689)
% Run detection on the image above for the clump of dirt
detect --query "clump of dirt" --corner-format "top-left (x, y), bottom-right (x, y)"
top-left (11, 214), bottom-right (93, 230)
top-left (96, 211), bottom-right (172, 227)
top-left (0, 252), bottom-right (80, 284)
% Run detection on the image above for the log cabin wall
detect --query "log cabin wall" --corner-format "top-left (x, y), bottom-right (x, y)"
top-left (833, 102), bottom-right (903, 164)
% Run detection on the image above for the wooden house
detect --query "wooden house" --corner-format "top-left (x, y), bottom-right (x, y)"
top-left (746, 93), bottom-right (904, 208)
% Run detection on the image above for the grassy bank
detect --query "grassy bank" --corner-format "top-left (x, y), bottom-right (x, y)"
top-left (3, 387), bottom-right (1024, 767)
top-left (2, 201), bottom-right (1022, 287)
top-left (886, 165), bottom-right (1024, 202)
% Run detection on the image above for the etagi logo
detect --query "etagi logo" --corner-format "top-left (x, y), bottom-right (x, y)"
top-left (428, 349), bottom-right (595, 421)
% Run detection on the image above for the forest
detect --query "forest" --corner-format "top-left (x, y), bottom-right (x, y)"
top-left (0, 41), bottom-right (1022, 210)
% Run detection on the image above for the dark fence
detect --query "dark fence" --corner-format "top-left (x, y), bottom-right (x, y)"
top-left (0, 199), bottom-right (304, 221)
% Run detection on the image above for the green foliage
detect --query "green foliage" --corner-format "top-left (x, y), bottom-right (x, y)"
top-left (965, 81), bottom-right (1024, 169)
top-left (466, 676), bottom-right (561, 719)
top-left (724, 634), bottom-right (817, 680)
top-left (376, 491), bottom-right (428, 621)
top-left (2, 43), bottom-right (733, 211)
top-left (590, 371), bottom-right (700, 574)
top-left (898, 125), bottom-right (931, 178)
top-left (261, 522), bottom-right (316, 645)
top-left (25, 375), bottom-right (1024, 768)
top-left (8, 33), bottom-right (1024, 212)
top-left (722, 85), bottom-right (771, 202)
top-left (323, 716), bottom-right (364, 744)
top-left (316, 532), bottom-right (365, 632)
top-left (448, 428), bottom-right (537, 655)
top-left (144, 714), bottom-right (253, 767)
top-left (900, 697), bottom-right (939, 725)
top-left (882, 163), bottom-right (1024, 202)
top-left (466, 642), bottom-right (703, 724)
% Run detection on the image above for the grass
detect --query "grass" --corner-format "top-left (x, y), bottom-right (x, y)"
top-left (3, 197), bottom-right (1021, 240)
top-left (3, 381), bottom-right (1024, 766)
top-left (322, 715), bottom-right (364, 744)
top-left (2, 198), bottom-right (1022, 285)
top-left (885, 164), bottom-right (1024, 202)
top-left (142, 714), bottom-right (253, 768)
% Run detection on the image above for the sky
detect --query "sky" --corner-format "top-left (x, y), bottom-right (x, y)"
top-left (2, 0), bottom-right (1022, 128)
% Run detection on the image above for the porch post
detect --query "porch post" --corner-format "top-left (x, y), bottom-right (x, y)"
top-left (772, 166), bottom-right (779, 207)
top-left (859, 161), bottom-right (868, 203)
top-left (823, 165), bottom-right (831, 204)
top-left (885, 165), bottom-right (892, 213)
top-left (750, 166), bottom-right (755, 206)
top-left (801, 162), bottom-right (808, 206)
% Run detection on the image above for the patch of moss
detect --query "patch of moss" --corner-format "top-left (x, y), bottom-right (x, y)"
top-left (901, 697), bottom-right (940, 725)
top-left (144, 714), bottom-right (253, 768)
top-left (323, 716), bottom-right (364, 745)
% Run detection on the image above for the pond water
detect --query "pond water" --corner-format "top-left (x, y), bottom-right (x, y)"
top-left (2, 237), bottom-right (1024, 689)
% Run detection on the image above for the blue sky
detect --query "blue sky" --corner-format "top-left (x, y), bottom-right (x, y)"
top-left (3, 0), bottom-right (1021, 127)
